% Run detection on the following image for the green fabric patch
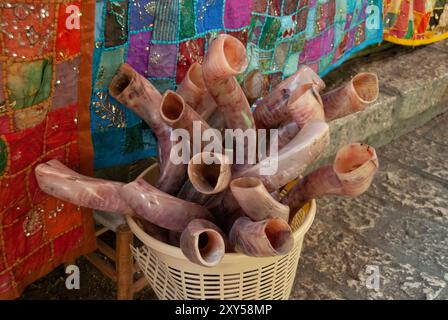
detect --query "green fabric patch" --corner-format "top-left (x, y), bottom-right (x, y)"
top-left (0, 138), bottom-right (7, 176)
top-left (153, 0), bottom-right (179, 41)
top-left (95, 47), bottom-right (125, 90)
top-left (124, 123), bottom-right (144, 154)
top-left (273, 42), bottom-right (290, 72)
top-left (7, 59), bottom-right (53, 109)
top-left (258, 50), bottom-right (274, 72)
top-left (290, 33), bottom-right (306, 53)
top-left (318, 52), bottom-right (334, 72)
top-left (404, 20), bottom-right (414, 39)
top-left (150, 78), bottom-right (175, 93)
top-left (179, 0), bottom-right (196, 40)
top-left (259, 17), bottom-right (281, 50)
top-left (283, 52), bottom-right (300, 76)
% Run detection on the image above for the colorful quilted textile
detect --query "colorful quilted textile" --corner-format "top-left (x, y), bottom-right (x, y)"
top-left (0, 1), bottom-right (96, 299)
top-left (383, 0), bottom-right (448, 45)
top-left (91, 0), bottom-right (383, 169)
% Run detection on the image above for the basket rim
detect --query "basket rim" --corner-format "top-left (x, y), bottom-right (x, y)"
top-left (127, 199), bottom-right (316, 263)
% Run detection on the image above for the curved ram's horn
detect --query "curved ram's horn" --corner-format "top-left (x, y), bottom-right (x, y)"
top-left (180, 219), bottom-right (228, 267)
top-left (288, 84), bottom-right (325, 128)
top-left (160, 90), bottom-right (210, 136)
top-left (109, 64), bottom-right (171, 169)
top-left (188, 152), bottom-right (232, 195)
top-left (253, 66), bottom-right (325, 129)
top-left (202, 34), bottom-right (255, 132)
top-left (35, 160), bottom-right (133, 214)
top-left (229, 217), bottom-right (294, 257)
top-left (157, 90), bottom-right (211, 195)
top-left (230, 177), bottom-right (289, 222)
top-left (120, 179), bottom-right (213, 232)
top-left (284, 143), bottom-right (379, 215)
top-left (238, 121), bottom-right (330, 192)
top-left (241, 69), bottom-right (269, 105)
top-left (176, 62), bottom-right (218, 120)
top-left (322, 73), bottom-right (379, 121)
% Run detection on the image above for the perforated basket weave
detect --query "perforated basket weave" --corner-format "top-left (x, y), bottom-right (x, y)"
top-left (127, 165), bottom-right (316, 300)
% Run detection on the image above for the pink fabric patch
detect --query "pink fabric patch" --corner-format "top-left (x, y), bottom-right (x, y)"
top-left (224, 0), bottom-right (252, 29)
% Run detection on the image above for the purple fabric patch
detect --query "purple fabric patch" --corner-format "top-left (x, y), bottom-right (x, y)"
top-left (302, 34), bottom-right (323, 61)
top-left (357, 2), bottom-right (367, 22)
top-left (301, 27), bottom-right (334, 63)
top-left (347, 26), bottom-right (358, 51)
top-left (52, 57), bottom-right (80, 109)
top-left (224, 0), bottom-right (252, 29)
top-left (147, 43), bottom-right (178, 78)
top-left (345, 14), bottom-right (353, 30)
top-left (322, 27), bottom-right (335, 56)
top-left (127, 31), bottom-right (152, 76)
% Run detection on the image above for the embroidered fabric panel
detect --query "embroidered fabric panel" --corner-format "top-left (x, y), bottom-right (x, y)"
top-left (0, 1), bottom-right (95, 299)
top-left (383, 0), bottom-right (448, 45)
top-left (92, 0), bottom-right (383, 169)
top-left (91, 0), bottom-right (158, 169)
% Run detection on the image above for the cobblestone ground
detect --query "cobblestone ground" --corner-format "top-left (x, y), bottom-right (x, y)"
top-left (292, 110), bottom-right (448, 300)
top-left (20, 111), bottom-right (448, 300)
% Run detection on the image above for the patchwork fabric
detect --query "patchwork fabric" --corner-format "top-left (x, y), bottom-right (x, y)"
top-left (90, 0), bottom-right (158, 169)
top-left (0, 1), bottom-right (95, 299)
top-left (92, 0), bottom-right (383, 169)
top-left (383, 0), bottom-right (448, 45)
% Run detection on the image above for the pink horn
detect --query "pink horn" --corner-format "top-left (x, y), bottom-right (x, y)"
top-left (284, 143), bottom-right (379, 214)
top-left (322, 72), bottom-right (379, 121)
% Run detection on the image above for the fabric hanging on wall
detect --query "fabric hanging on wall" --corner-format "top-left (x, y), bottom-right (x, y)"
top-left (383, 0), bottom-right (448, 45)
top-left (0, 1), bottom-right (96, 299)
top-left (90, 0), bottom-right (383, 170)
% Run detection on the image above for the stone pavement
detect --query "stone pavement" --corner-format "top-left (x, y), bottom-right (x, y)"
top-left (292, 111), bottom-right (448, 300)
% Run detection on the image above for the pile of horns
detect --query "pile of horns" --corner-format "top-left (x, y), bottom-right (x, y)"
top-left (35, 34), bottom-right (380, 268)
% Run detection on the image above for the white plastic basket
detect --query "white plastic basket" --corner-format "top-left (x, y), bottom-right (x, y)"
top-left (127, 165), bottom-right (316, 300)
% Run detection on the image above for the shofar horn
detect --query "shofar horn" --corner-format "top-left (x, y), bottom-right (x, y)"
top-left (188, 152), bottom-right (232, 195)
top-left (177, 152), bottom-right (231, 205)
top-left (272, 84), bottom-right (324, 149)
top-left (139, 219), bottom-right (169, 243)
top-left (176, 62), bottom-right (218, 120)
top-left (109, 64), bottom-right (170, 168)
top-left (322, 72), bottom-right (379, 121)
top-left (230, 177), bottom-right (289, 222)
top-left (35, 160), bottom-right (132, 214)
top-left (238, 121), bottom-right (330, 192)
top-left (283, 143), bottom-right (379, 214)
top-left (241, 69), bottom-right (269, 105)
top-left (229, 217), bottom-right (294, 257)
top-left (158, 90), bottom-right (211, 195)
top-left (288, 84), bottom-right (325, 127)
top-left (253, 66), bottom-right (325, 129)
top-left (275, 65), bottom-right (325, 93)
top-left (202, 34), bottom-right (255, 131)
top-left (120, 179), bottom-right (213, 232)
top-left (277, 120), bottom-right (301, 150)
top-left (180, 219), bottom-right (227, 267)
top-left (160, 90), bottom-right (210, 140)
top-left (168, 231), bottom-right (182, 247)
